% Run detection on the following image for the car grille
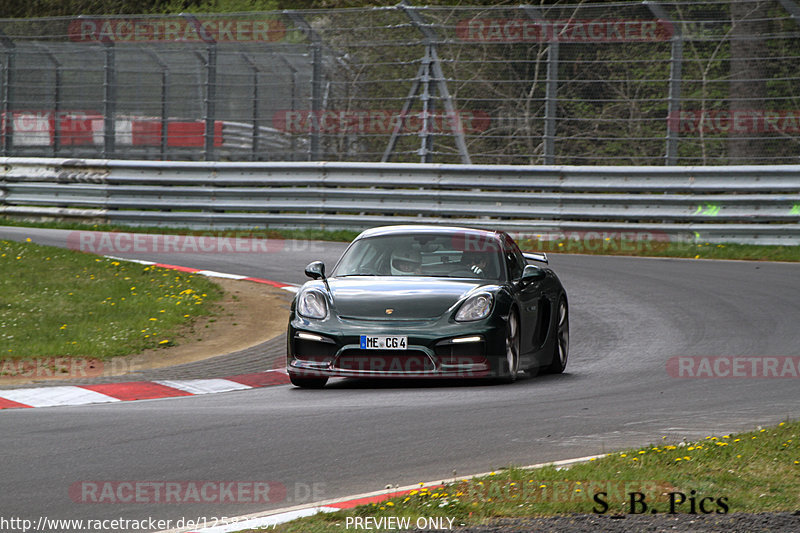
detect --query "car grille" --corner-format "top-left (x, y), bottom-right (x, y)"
top-left (335, 349), bottom-right (435, 373)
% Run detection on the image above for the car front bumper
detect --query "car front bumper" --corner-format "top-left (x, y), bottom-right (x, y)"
top-left (287, 313), bottom-right (508, 379)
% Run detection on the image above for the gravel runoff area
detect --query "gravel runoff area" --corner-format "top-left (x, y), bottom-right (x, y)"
top-left (437, 512), bottom-right (800, 532)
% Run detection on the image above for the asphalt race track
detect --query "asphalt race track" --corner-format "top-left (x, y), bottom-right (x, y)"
top-left (1, 226), bottom-right (799, 531)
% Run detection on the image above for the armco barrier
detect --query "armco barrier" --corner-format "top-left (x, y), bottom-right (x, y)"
top-left (1, 158), bottom-right (799, 245)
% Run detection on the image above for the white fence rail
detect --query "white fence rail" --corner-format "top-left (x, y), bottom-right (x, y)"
top-left (1, 158), bottom-right (799, 244)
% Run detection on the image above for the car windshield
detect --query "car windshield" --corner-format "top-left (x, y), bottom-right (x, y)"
top-left (332, 233), bottom-right (503, 280)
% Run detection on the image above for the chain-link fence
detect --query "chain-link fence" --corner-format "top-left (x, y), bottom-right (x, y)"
top-left (1, 0), bottom-right (799, 164)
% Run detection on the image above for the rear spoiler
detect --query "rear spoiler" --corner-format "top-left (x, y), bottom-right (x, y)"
top-left (523, 252), bottom-right (549, 265)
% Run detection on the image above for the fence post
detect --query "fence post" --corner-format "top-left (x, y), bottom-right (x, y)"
top-left (241, 52), bottom-right (260, 160)
top-left (644, 1), bottom-right (682, 165)
top-left (277, 55), bottom-right (298, 160)
top-left (33, 45), bottom-right (62, 156)
top-left (102, 41), bottom-right (116, 158)
top-left (142, 47), bottom-right (169, 160)
top-left (522, 6), bottom-right (558, 165)
top-left (182, 14), bottom-right (218, 161)
top-left (287, 12), bottom-right (323, 161)
top-left (0, 29), bottom-right (15, 156)
top-left (400, 1), bottom-right (471, 164)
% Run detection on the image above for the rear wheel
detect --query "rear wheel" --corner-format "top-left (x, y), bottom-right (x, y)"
top-left (500, 311), bottom-right (520, 383)
top-left (289, 373), bottom-right (328, 389)
top-left (546, 296), bottom-right (569, 374)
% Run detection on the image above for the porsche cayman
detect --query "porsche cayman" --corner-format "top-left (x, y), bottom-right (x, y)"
top-left (286, 225), bottom-right (569, 388)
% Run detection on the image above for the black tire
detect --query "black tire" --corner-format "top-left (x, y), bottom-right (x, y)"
top-left (500, 310), bottom-right (520, 383)
top-left (289, 374), bottom-right (328, 389)
top-left (546, 296), bottom-right (569, 374)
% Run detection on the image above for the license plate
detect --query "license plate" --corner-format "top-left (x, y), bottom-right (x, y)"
top-left (360, 335), bottom-right (407, 350)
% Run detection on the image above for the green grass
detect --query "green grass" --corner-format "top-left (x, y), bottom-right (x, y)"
top-left (253, 421), bottom-right (800, 533)
top-left (0, 238), bottom-right (222, 360)
top-left (3, 218), bottom-right (799, 262)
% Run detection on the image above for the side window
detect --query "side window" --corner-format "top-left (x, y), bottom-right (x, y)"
top-left (503, 236), bottom-right (525, 280)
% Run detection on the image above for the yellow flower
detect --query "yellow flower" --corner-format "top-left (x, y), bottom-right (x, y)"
top-left (149, 318), bottom-right (157, 321)
top-left (159, 340), bottom-right (170, 345)
top-left (386, 502), bottom-right (394, 507)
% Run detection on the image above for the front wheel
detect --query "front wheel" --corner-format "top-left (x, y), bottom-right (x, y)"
top-left (546, 296), bottom-right (569, 374)
top-left (289, 373), bottom-right (328, 389)
top-left (500, 311), bottom-right (520, 383)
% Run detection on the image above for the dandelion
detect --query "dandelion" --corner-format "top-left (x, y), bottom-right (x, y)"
top-left (159, 340), bottom-right (169, 345)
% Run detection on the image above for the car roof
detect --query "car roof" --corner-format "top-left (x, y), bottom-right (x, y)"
top-left (355, 225), bottom-right (507, 241)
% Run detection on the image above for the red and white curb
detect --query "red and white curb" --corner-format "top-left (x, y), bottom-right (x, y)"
top-left (159, 455), bottom-right (606, 533)
top-left (0, 370), bottom-right (290, 410)
top-left (0, 256), bottom-right (299, 410)
top-left (106, 255), bottom-right (299, 293)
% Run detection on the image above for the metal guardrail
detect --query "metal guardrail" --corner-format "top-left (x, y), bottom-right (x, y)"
top-left (1, 158), bottom-right (799, 245)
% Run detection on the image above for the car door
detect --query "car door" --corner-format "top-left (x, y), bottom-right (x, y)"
top-left (502, 235), bottom-right (542, 365)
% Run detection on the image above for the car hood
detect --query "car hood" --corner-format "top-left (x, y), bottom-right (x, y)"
top-left (326, 277), bottom-right (493, 320)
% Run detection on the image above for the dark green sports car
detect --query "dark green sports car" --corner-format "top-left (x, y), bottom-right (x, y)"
top-left (286, 225), bottom-right (569, 388)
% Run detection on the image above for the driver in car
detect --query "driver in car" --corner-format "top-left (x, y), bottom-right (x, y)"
top-left (390, 249), bottom-right (422, 275)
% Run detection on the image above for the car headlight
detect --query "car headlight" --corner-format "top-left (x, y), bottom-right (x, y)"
top-left (297, 289), bottom-right (328, 319)
top-left (455, 292), bottom-right (493, 322)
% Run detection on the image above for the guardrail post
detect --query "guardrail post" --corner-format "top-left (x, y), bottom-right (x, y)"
top-left (0, 28), bottom-right (16, 156)
top-left (644, 1), bottom-right (682, 165)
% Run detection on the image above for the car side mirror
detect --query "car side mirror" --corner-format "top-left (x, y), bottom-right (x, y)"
top-left (305, 261), bottom-right (326, 280)
top-left (520, 264), bottom-right (546, 283)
